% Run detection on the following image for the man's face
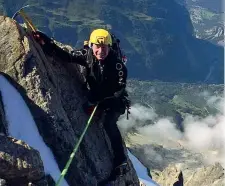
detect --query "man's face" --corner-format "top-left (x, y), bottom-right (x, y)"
top-left (92, 44), bottom-right (109, 61)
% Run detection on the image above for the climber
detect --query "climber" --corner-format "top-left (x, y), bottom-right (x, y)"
top-left (33, 28), bottom-right (131, 176)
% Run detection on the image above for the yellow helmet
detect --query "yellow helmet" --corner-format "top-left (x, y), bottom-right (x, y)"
top-left (89, 29), bottom-right (112, 46)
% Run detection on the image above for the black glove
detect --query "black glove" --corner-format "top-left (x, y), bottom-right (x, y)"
top-left (114, 88), bottom-right (125, 98)
top-left (32, 30), bottom-right (53, 46)
top-left (32, 30), bottom-right (56, 55)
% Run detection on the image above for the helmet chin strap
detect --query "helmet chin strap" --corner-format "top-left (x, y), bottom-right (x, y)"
top-left (97, 57), bottom-right (105, 62)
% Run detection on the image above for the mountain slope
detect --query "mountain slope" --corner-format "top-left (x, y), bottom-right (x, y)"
top-left (126, 79), bottom-right (223, 131)
top-left (120, 78), bottom-right (224, 185)
top-left (180, 0), bottom-right (224, 45)
top-left (0, 0), bottom-right (223, 83)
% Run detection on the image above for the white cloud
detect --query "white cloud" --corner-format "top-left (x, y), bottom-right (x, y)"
top-left (146, 87), bottom-right (156, 95)
top-left (138, 118), bottom-right (182, 143)
top-left (183, 114), bottom-right (225, 166)
top-left (118, 103), bottom-right (158, 132)
top-left (119, 93), bottom-right (225, 167)
top-left (207, 96), bottom-right (224, 112)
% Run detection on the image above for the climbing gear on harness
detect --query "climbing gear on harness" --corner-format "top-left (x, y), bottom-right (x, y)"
top-left (83, 40), bottom-right (89, 49)
top-left (125, 104), bottom-right (130, 120)
top-left (55, 104), bottom-right (98, 186)
top-left (89, 29), bottom-right (112, 47)
top-left (122, 55), bottom-right (127, 64)
top-left (84, 40), bottom-right (89, 46)
top-left (122, 96), bottom-right (131, 120)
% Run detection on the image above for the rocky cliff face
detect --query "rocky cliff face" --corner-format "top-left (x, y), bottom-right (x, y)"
top-left (0, 15), bottom-right (140, 186)
top-left (176, 0), bottom-right (224, 46)
top-left (151, 162), bottom-right (224, 186)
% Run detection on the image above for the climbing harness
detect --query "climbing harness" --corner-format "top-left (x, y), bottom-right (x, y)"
top-left (55, 104), bottom-right (98, 186)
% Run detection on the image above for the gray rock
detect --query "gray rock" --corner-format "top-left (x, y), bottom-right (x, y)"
top-left (0, 134), bottom-right (46, 186)
top-left (152, 164), bottom-right (183, 186)
top-left (127, 133), bottom-right (224, 186)
top-left (151, 162), bottom-right (225, 186)
top-left (184, 163), bottom-right (224, 186)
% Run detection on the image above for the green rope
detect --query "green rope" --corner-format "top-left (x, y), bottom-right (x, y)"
top-left (55, 104), bottom-right (98, 186)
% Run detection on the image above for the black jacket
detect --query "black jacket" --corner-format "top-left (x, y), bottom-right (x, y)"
top-left (40, 34), bottom-right (129, 109)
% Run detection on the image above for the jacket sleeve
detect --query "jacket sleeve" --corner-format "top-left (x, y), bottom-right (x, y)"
top-left (37, 31), bottom-right (87, 66)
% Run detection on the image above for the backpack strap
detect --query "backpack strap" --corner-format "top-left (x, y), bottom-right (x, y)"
top-left (86, 48), bottom-right (93, 67)
top-left (110, 33), bottom-right (127, 65)
top-left (86, 48), bottom-right (96, 79)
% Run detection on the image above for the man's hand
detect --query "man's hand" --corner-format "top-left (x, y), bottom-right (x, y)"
top-left (114, 88), bottom-right (125, 98)
top-left (32, 30), bottom-right (52, 46)
top-left (32, 32), bottom-right (43, 45)
top-left (82, 101), bottom-right (102, 117)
